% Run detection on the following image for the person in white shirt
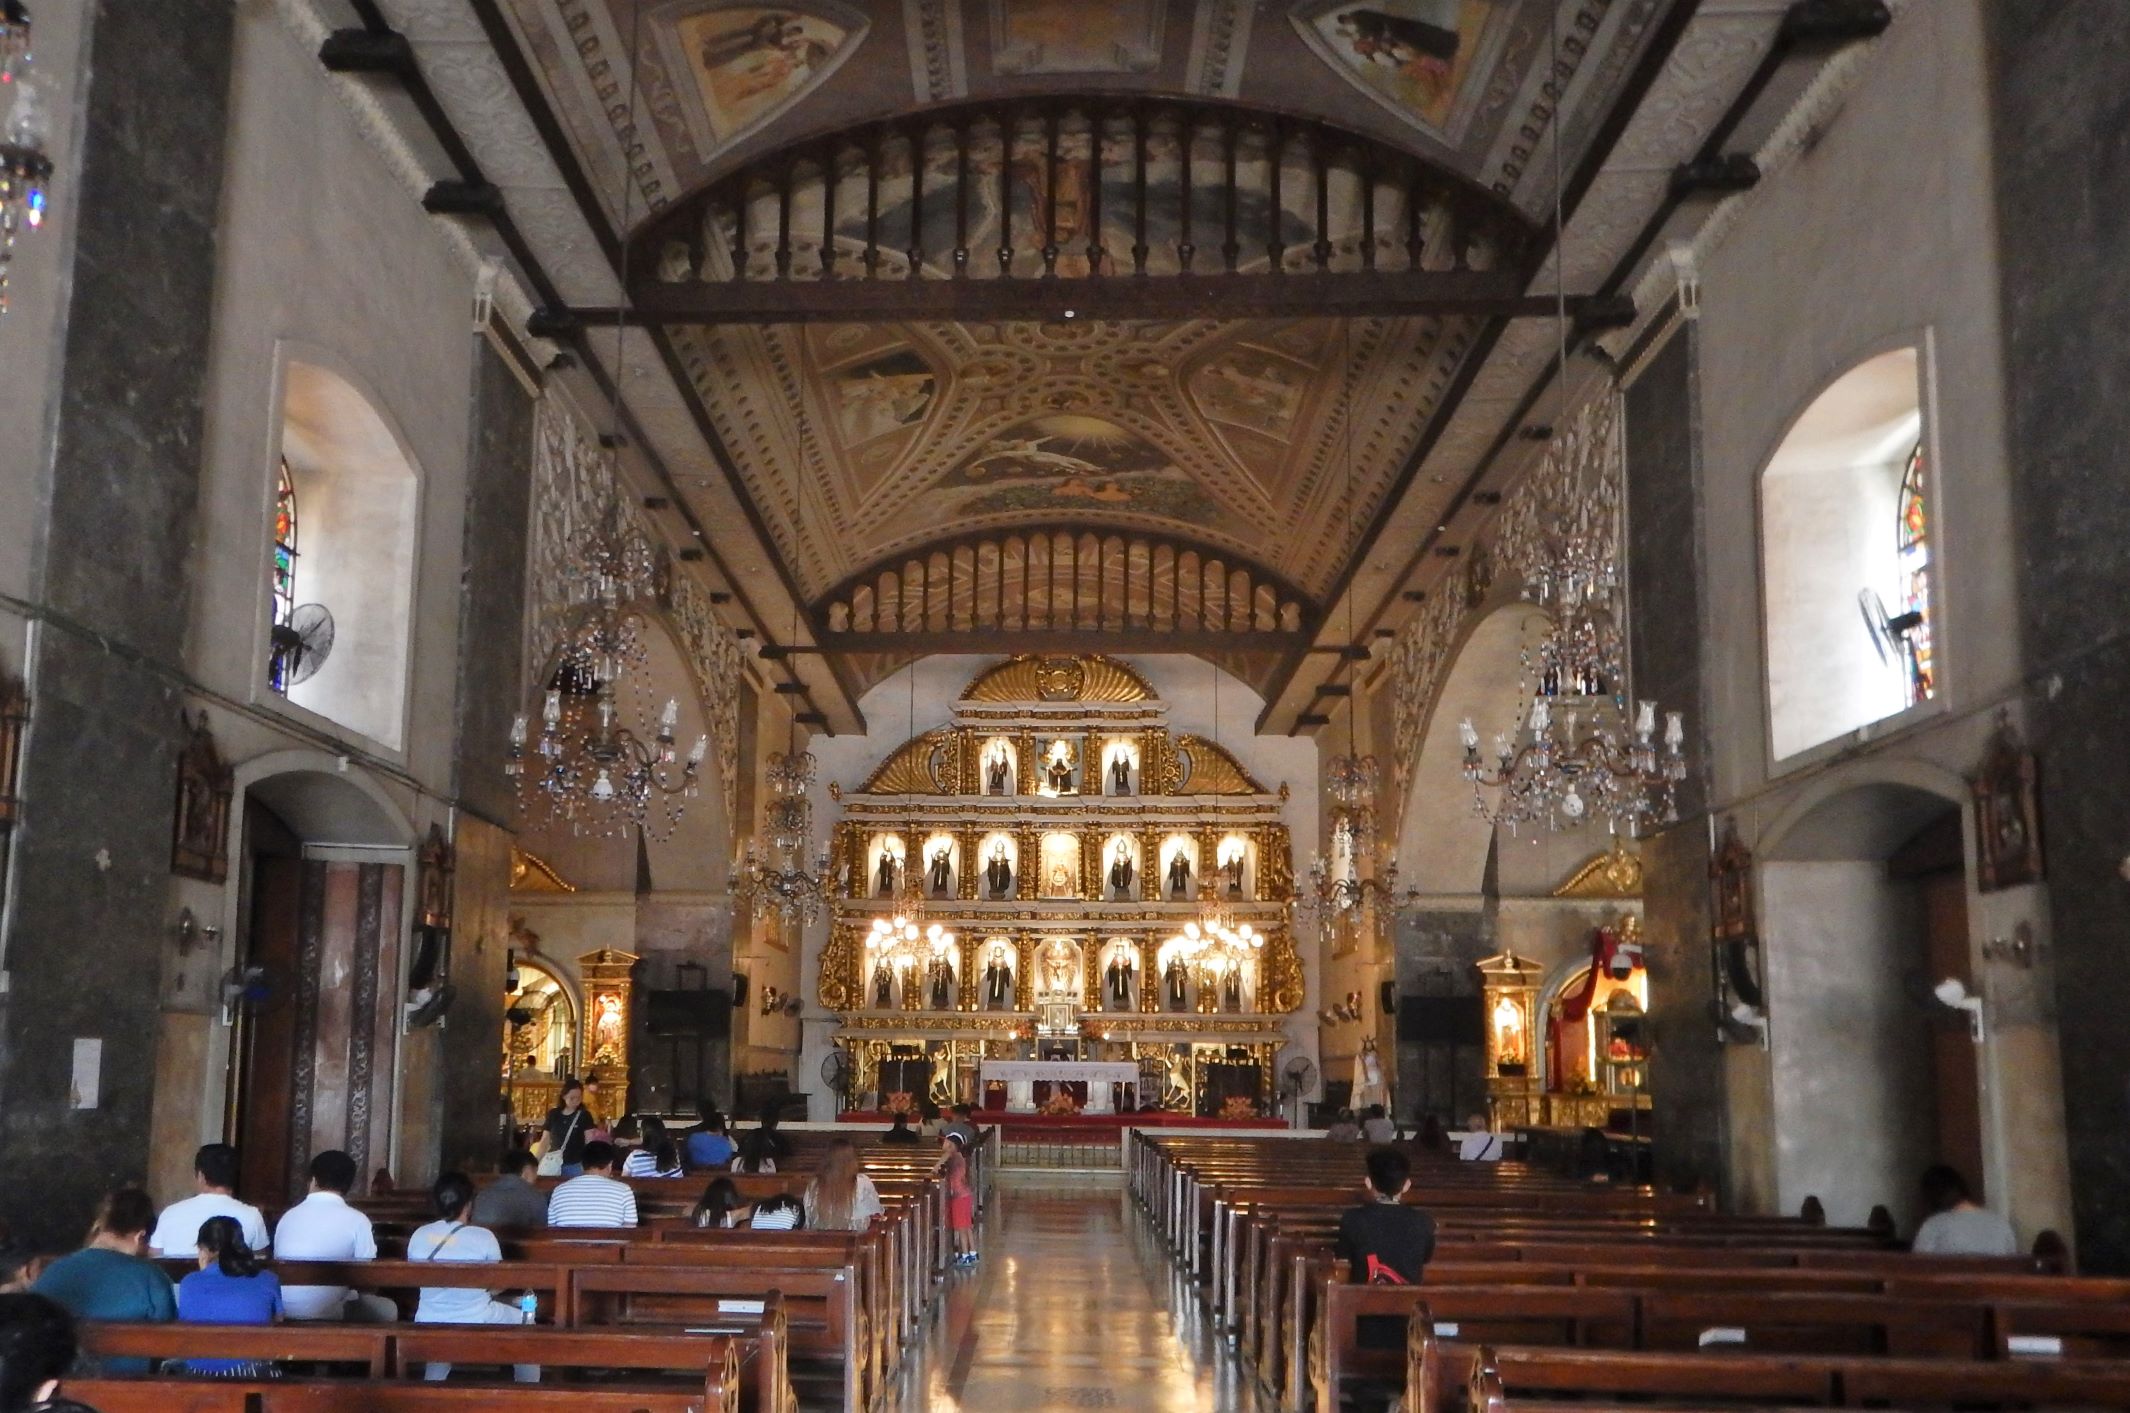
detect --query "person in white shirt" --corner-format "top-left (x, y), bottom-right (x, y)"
top-left (273, 1150), bottom-right (396, 1321)
top-left (1911, 1164), bottom-right (2019, 1256)
top-left (1359, 1105), bottom-right (1398, 1143)
top-left (150, 1143), bottom-right (270, 1257)
top-left (802, 1137), bottom-right (884, 1232)
top-left (545, 1143), bottom-right (639, 1229)
top-left (408, 1172), bottom-right (537, 1384)
top-left (1458, 1112), bottom-right (1504, 1162)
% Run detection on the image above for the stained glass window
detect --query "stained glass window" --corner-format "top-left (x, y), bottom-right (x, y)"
top-left (268, 461), bottom-right (299, 695)
top-left (1896, 442), bottom-right (1934, 706)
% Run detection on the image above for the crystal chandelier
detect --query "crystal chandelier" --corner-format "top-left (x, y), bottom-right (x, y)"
top-left (507, 509), bottom-right (706, 839)
top-left (863, 912), bottom-right (955, 981)
top-left (733, 745), bottom-right (832, 927)
top-left (2, 2), bottom-right (53, 314)
top-left (1456, 400), bottom-right (1686, 835)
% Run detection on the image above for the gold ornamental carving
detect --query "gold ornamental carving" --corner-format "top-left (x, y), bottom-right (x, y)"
top-left (1263, 926), bottom-right (1305, 1015)
top-left (858, 730), bottom-right (948, 795)
top-left (817, 924), bottom-right (856, 1010)
top-left (1175, 734), bottom-right (1265, 795)
top-left (1254, 825), bottom-right (1294, 900)
top-left (1553, 841), bottom-right (1644, 899)
top-left (962, 654), bottom-right (1156, 705)
top-left (509, 846), bottom-right (578, 893)
top-left (1142, 728), bottom-right (1180, 795)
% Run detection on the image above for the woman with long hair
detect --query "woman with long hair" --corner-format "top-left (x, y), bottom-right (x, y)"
top-left (622, 1117), bottom-right (684, 1178)
top-left (176, 1216), bottom-right (282, 1376)
top-left (691, 1177), bottom-right (751, 1229)
top-left (408, 1172), bottom-right (538, 1384)
top-left (732, 1127), bottom-right (778, 1174)
top-left (539, 1079), bottom-right (591, 1177)
top-left (803, 1137), bottom-right (884, 1233)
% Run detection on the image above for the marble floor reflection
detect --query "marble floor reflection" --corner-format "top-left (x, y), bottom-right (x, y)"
top-left (880, 1173), bottom-right (1273, 1412)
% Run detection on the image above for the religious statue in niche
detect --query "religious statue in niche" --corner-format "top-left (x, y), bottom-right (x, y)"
top-left (985, 745), bottom-right (1011, 795)
top-left (927, 844), bottom-right (952, 898)
top-left (872, 960), bottom-right (895, 1008)
top-left (1492, 995), bottom-right (1529, 1067)
top-left (1222, 850), bottom-right (1246, 899)
top-left (1041, 940), bottom-right (1078, 999)
top-left (591, 992), bottom-right (625, 1061)
top-left (1043, 741), bottom-right (1077, 794)
top-left (1166, 847), bottom-right (1193, 900)
top-left (1109, 749), bottom-right (1132, 796)
top-left (171, 709), bottom-right (234, 884)
top-left (875, 846), bottom-right (898, 898)
top-left (1107, 842), bottom-right (1135, 900)
top-left (1047, 862), bottom-right (1073, 896)
top-left (1105, 947), bottom-right (1136, 1011)
top-left (927, 954), bottom-right (954, 1011)
top-left (416, 823), bottom-right (454, 932)
top-left (985, 844), bottom-right (1014, 899)
top-left (1971, 712), bottom-right (2044, 892)
top-left (984, 945), bottom-right (1013, 1010)
top-left (1164, 955), bottom-right (1189, 1012)
top-left (1221, 965), bottom-right (1244, 1014)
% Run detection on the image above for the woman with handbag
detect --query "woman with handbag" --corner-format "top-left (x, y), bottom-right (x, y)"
top-left (537, 1079), bottom-right (591, 1178)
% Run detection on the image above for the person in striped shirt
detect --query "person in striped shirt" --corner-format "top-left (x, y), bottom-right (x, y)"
top-left (621, 1118), bottom-right (683, 1179)
top-left (545, 1144), bottom-right (638, 1229)
top-left (748, 1194), bottom-right (803, 1231)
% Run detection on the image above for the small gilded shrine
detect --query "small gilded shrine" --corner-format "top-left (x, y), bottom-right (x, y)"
top-left (821, 655), bottom-right (1301, 1117)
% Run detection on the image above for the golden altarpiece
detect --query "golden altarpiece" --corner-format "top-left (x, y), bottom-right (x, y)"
top-left (819, 656), bottom-right (1302, 1115)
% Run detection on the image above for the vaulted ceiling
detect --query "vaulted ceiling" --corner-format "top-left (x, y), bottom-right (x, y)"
top-left (352, 0), bottom-right (1879, 730)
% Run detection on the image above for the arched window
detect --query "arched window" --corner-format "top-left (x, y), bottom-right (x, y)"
top-left (1895, 444), bottom-right (1934, 706)
top-left (267, 460), bottom-right (300, 694)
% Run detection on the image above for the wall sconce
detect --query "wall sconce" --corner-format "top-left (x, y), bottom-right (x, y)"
top-left (1980, 923), bottom-right (2037, 969)
top-left (172, 906), bottom-right (222, 956)
top-left (760, 985), bottom-right (784, 1015)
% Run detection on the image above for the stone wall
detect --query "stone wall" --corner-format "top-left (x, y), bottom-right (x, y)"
top-left (1986, 0), bottom-right (2130, 1273)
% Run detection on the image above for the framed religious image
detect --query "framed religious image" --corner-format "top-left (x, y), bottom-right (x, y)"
top-left (172, 710), bottom-right (234, 884)
top-left (1971, 715), bottom-right (2043, 892)
top-left (1708, 818), bottom-right (1753, 940)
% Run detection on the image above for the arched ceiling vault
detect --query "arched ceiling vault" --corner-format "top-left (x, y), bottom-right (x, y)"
top-left (347, 0), bottom-right (1894, 726)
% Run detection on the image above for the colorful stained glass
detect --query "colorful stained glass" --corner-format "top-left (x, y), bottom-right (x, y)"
top-left (268, 461), bottom-right (299, 695)
top-left (1896, 443), bottom-right (1934, 706)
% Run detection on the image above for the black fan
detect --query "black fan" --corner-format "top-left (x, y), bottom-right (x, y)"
top-left (1279, 1055), bottom-right (1318, 1098)
top-left (1857, 589), bottom-right (1924, 671)
top-left (819, 1047), bottom-right (854, 1101)
top-left (280, 603), bottom-right (336, 685)
top-left (405, 981), bottom-right (456, 1030)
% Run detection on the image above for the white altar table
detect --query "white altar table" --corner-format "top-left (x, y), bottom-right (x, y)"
top-left (980, 1059), bottom-right (1140, 1114)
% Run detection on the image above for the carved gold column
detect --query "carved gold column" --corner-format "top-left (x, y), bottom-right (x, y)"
top-left (1016, 826), bottom-right (1038, 901)
top-left (1139, 927), bottom-right (1160, 1013)
top-left (1142, 729), bottom-right (1172, 795)
top-left (817, 921), bottom-right (858, 1011)
top-left (1199, 827), bottom-right (1221, 901)
top-left (1014, 937), bottom-right (1035, 1011)
top-left (1255, 825), bottom-right (1294, 905)
top-left (954, 727), bottom-right (979, 794)
top-left (1081, 831), bottom-right (1100, 902)
top-left (959, 829), bottom-right (979, 901)
top-left (958, 934), bottom-right (978, 1012)
top-left (1016, 732), bottom-right (1036, 795)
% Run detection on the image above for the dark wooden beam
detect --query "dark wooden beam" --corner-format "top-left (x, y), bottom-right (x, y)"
top-left (585, 275), bottom-right (1633, 328)
top-left (818, 629), bottom-right (1313, 655)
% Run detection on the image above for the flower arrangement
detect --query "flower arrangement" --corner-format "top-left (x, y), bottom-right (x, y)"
top-left (883, 1090), bottom-right (915, 1115)
top-left (1039, 1089), bottom-right (1082, 1117)
top-left (1219, 1095), bottom-right (1258, 1120)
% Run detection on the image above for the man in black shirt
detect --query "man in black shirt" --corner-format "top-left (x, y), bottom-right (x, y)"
top-left (1336, 1148), bottom-right (1437, 1355)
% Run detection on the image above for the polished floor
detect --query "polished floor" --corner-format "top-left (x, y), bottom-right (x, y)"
top-left (882, 1173), bottom-right (1273, 1412)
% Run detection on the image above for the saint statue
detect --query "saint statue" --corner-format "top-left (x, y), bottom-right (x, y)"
top-left (1166, 848), bottom-right (1192, 900)
top-left (1109, 751), bottom-right (1131, 795)
top-left (986, 751), bottom-right (1010, 795)
top-left (928, 955), bottom-right (954, 1011)
top-left (1107, 843), bottom-right (1135, 900)
top-left (875, 847), bottom-right (897, 898)
top-left (1164, 957), bottom-right (1188, 1012)
top-left (1105, 950), bottom-right (1135, 1010)
top-left (1222, 851), bottom-right (1246, 899)
top-left (983, 947), bottom-right (1013, 1010)
top-left (927, 845), bottom-right (952, 898)
top-left (872, 961), bottom-right (894, 1008)
top-left (1046, 749), bottom-right (1076, 794)
top-left (1222, 965), bottom-right (1244, 1014)
top-left (985, 844), bottom-right (1014, 899)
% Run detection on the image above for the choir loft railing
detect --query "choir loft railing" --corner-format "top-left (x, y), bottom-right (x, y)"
top-left (592, 95), bottom-right (1610, 326)
top-left (814, 529), bottom-right (1315, 654)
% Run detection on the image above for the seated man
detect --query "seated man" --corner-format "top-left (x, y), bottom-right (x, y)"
top-left (1912, 1163), bottom-right (2018, 1256)
top-left (684, 1099), bottom-right (735, 1169)
top-left (546, 1142), bottom-right (639, 1228)
top-left (1457, 1112), bottom-right (1504, 1162)
top-left (879, 1112), bottom-right (922, 1145)
top-left (275, 1150), bottom-right (395, 1321)
top-left (1335, 1149), bottom-right (1436, 1352)
top-left (470, 1149), bottom-right (548, 1230)
top-left (1360, 1104), bottom-right (1398, 1143)
top-left (150, 1142), bottom-right (271, 1257)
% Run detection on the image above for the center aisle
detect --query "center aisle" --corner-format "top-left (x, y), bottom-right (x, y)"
top-left (883, 1172), bottom-right (1272, 1412)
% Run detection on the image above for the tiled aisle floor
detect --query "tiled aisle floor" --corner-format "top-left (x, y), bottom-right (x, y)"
top-left (881, 1173), bottom-right (1273, 1412)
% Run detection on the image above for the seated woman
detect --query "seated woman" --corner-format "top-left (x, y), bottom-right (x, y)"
top-left (31, 1189), bottom-right (174, 1373)
top-left (748, 1194), bottom-right (804, 1231)
top-left (622, 1117), bottom-right (684, 1179)
top-left (0, 1292), bottom-right (97, 1412)
top-left (691, 1177), bottom-right (752, 1230)
top-left (176, 1216), bottom-right (281, 1377)
top-left (732, 1129), bottom-right (778, 1175)
top-left (803, 1137), bottom-right (884, 1233)
top-left (408, 1173), bottom-right (538, 1384)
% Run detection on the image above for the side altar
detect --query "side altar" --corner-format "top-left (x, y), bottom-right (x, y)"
top-left (822, 655), bottom-right (1305, 1120)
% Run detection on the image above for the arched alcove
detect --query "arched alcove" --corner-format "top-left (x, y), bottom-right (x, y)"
top-left (270, 354), bottom-right (422, 749)
top-left (1760, 346), bottom-right (1935, 762)
top-left (1757, 769), bottom-right (1979, 1231)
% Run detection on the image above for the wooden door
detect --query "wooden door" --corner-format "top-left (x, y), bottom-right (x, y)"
top-left (1920, 868), bottom-right (1985, 1197)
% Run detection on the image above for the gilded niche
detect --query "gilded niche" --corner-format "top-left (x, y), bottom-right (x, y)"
top-left (962, 654), bottom-right (1155, 705)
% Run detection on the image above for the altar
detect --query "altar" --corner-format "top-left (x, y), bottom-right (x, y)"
top-left (981, 1059), bottom-right (1141, 1115)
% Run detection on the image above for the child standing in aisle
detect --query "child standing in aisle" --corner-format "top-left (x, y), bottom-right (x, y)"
top-left (940, 1131), bottom-right (976, 1266)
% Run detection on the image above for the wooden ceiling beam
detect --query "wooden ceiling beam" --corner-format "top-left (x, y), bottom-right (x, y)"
top-left (564, 276), bottom-right (1633, 329)
top-left (818, 629), bottom-right (1313, 655)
